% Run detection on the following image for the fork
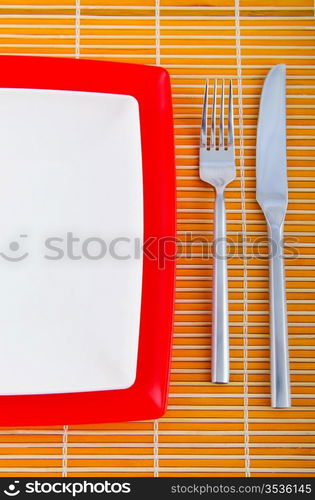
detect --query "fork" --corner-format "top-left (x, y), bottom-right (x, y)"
top-left (199, 79), bottom-right (236, 384)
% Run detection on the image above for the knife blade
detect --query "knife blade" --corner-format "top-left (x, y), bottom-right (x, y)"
top-left (257, 64), bottom-right (287, 215)
top-left (256, 64), bottom-right (291, 408)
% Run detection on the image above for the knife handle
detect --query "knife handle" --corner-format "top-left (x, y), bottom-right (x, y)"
top-left (268, 223), bottom-right (291, 408)
top-left (211, 189), bottom-right (229, 384)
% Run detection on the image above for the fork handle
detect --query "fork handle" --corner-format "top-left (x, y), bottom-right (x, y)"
top-left (268, 222), bottom-right (291, 408)
top-left (212, 188), bottom-right (229, 384)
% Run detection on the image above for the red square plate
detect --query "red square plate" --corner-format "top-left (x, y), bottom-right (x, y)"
top-left (0, 55), bottom-right (175, 425)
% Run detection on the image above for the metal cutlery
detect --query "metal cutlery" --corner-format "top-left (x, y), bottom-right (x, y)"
top-left (199, 80), bottom-right (235, 384)
top-left (256, 64), bottom-right (291, 408)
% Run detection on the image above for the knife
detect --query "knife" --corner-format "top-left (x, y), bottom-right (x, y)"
top-left (256, 64), bottom-right (291, 408)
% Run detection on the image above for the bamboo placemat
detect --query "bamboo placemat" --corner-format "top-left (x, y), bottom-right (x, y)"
top-left (0, 0), bottom-right (314, 478)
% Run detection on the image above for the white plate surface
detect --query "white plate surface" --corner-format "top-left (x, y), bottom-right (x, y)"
top-left (0, 88), bottom-right (143, 395)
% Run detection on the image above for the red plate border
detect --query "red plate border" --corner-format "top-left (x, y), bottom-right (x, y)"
top-left (0, 55), bottom-right (176, 425)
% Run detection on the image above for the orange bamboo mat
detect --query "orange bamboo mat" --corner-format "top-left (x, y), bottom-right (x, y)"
top-left (0, 0), bottom-right (314, 478)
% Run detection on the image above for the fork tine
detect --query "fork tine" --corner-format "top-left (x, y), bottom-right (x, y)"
top-left (210, 79), bottom-right (217, 149)
top-left (200, 79), bottom-right (208, 148)
top-left (219, 79), bottom-right (224, 149)
top-left (228, 80), bottom-right (234, 148)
